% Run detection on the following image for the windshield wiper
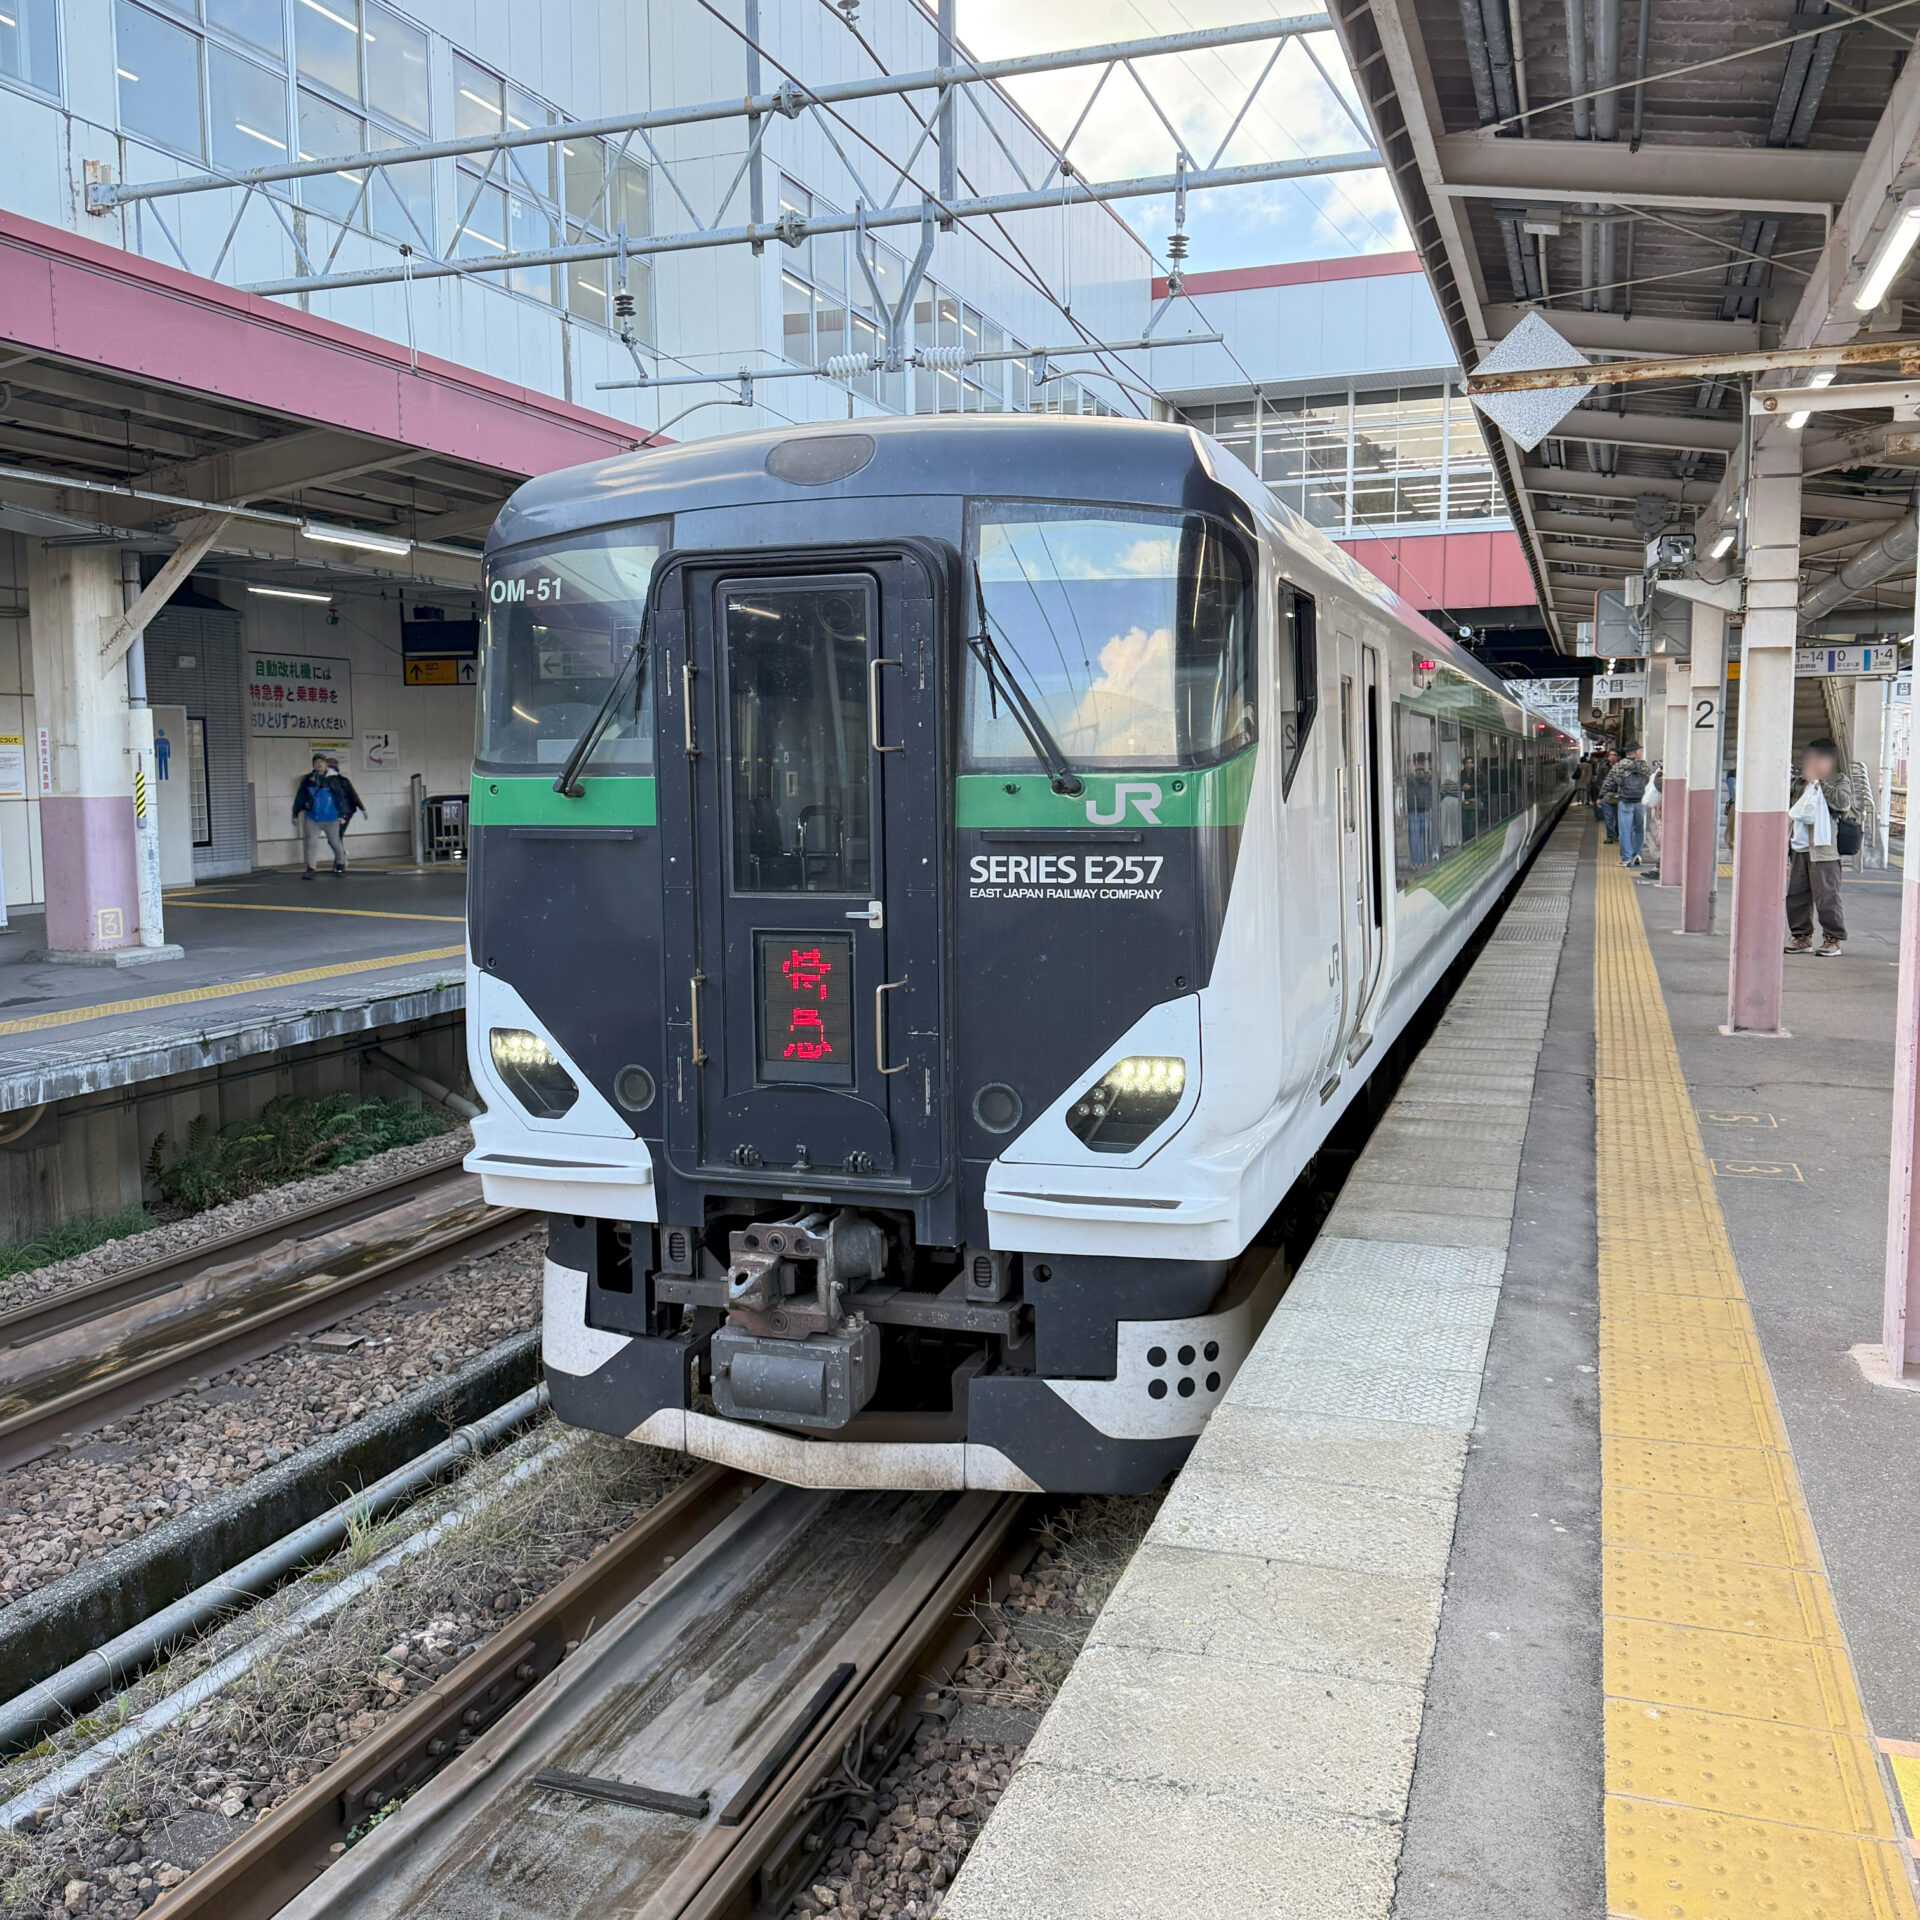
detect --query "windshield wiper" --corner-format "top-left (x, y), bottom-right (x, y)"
top-left (553, 615), bottom-right (649, 798)
top-left (969, 566), bottom-right (1083, 797)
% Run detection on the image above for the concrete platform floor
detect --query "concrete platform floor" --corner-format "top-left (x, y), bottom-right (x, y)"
top-left (945, 819), bottom-right (1920, 1920)
top-left (0, 863), bottom-right (468, 1108)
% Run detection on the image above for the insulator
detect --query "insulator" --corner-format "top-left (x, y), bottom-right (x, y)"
top-left (1167, 232), bottom-right (1189, 262)
top-left (836, 0), bottom-right (858, 20)
top-left (915, 344), bottom-right (969, 373)
top-left (823, 353), bottom-right (873, 380)
top-left (613, 290), bottom-right (636, 319)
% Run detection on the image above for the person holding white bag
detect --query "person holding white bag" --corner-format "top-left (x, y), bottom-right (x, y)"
top-left (1784, 737), bottom-right (1855, 958)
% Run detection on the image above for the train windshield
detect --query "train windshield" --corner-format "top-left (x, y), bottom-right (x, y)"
top-left (478, 524), bottom-right (665, 773)
top-left (965, 504), bottom-right (1255, 771)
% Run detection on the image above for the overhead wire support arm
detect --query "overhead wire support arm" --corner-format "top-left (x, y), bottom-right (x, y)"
top-left (85, 14), bottom-right (1338, 213)
top-left (243, 155), bottom-right (1378, 299)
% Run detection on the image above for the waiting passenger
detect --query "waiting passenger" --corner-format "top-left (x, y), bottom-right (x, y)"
top-left (293, 753), bottom-right (354, 880)
top-left (1602, 745), bottom-right (1652, 867)
top-left (1785, 736), bottom-right (1855, 958)
top-left (1593, 749), bottom-right (1620, 843)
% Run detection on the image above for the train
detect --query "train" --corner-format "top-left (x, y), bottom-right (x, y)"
top-left (462, 414), bottom-right (1577, 1494)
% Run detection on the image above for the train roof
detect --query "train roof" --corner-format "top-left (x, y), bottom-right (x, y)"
top-left (490, 414), bottom-right (1242, 553)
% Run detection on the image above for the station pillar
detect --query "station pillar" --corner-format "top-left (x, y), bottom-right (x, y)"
top-left (1725, 430), bottom-right (1800, 1034)
top-left (1683, 600), bottom-right (1727, 932)
top-left (1883, 566), bottom-right (1920, 1378)
top-left (27, 542), bottom-right (142, 957)
top-left (1659, 657), bottom-right (1689, 886)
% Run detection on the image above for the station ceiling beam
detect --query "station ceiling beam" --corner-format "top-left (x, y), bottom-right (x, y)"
top-left (1479, 308), bottom-right (1764, 359)
top-left (1544, 412), bottom-right (1742, 455)
top-left (1433, 131), bottom-right (1859, 215)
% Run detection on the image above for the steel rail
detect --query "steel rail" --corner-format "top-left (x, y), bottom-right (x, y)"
top-left (241, 153), bottom-right (1381, 298)
top-left (0, 1197), bottom-right (532, 1473)
top-left (0, 1154), bottom-right (471, 1353)
top-left (89, 16), bottom-right (1333, 210)
top-left (146, 1464), bottom-right (762, 1920)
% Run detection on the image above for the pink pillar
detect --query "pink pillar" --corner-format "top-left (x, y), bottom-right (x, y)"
top-left (1725, 431), bottom-right (1799, 1034)
top-left (27, 542), bottom-right (141, 954)
top-left (1683, 600), bottom-right (1727, 933)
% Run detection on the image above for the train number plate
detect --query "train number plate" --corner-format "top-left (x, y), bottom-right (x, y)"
top-left (756, 932), bottom-right (855, 1086)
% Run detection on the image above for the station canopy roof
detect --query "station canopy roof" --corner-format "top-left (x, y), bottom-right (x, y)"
top-left (1327, 0), bottom-right (1920, 646)
top-left (0, 210), bottom-right (639, 602)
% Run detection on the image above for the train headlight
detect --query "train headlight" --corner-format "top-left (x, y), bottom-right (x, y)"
top-left (1065, 1056), bottom-right (1187, 1153)
top-left (488, 1027), bottom-right (579, 1119)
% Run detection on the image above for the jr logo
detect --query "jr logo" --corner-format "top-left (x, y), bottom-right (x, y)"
top-left (1085, 782), bottom-right (1164, 826)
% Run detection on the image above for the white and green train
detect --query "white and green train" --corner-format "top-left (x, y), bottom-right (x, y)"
top-left (463, 415), bottom-right (1575, 1493)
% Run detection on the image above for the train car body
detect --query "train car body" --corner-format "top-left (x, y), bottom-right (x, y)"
top-left (465, 416), bottom-right (1575, 1494)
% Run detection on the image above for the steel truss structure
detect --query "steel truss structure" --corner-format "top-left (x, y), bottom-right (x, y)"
top-left (81, 10), bottom-right (1380, 380)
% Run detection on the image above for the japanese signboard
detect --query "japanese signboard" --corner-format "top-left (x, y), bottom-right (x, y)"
top-left (1794, 644), bottom-right (1898, 677)
top-left (0, 735), bottom-right (24, 801)
top-left (404, 658), bottom-right (476, 686)
top-left (248, 652), bottom-right (352, 738)
top-left (1591, 672), bottom-right (1647, 700)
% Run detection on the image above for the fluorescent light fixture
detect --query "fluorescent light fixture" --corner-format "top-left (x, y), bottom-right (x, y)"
top-left (248, 584), bottom-right (333, 604)
top-left (1854, 193), bottom-right (1920, 312)
top-left (302, 520), bottom-right (411, 556)
top-left (1709, 529), bottom-right (1736, 561)
top-left (1786, 366), bottom-right (1837, 431)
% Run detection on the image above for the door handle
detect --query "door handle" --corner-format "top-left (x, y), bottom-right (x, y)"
top-left (875, 979), bottom-right (907, 1075)
top-left (869, 657), bottom-right (904, 754)
top-left (682, 663), bottom-right (698, 757)
top-left (846, 899), bottom-right (884, 929)
top-left (690, 971), bottom-right (707, 1065)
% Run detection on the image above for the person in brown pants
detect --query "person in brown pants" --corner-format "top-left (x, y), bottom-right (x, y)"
top-left (1784, 737), bottom-right (1854, 957)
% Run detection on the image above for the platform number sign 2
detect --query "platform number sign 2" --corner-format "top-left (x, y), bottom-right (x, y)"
top-left (757, 933), bottom-right (855, 1087)
top-left (1694, 696), bottom-right (1718, 730)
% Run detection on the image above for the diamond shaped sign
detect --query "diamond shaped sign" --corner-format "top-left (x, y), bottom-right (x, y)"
top-left (1469, 312), bottom-right (1595, 452)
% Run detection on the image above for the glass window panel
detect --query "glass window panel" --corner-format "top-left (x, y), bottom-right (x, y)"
top-left (453, 53), bottom-right (500, 139)
top-left (812, 213), bottom-right (844, 297)
top-left (609, 157), bottom-right (648, 238)
top-left (0, 0), bottom-right (60, 93)
top-left (506, 189), bottom-right (553, 300)
top-left (866, 240), bottom-right (904, 315)
top-left (1300, 393), bottom-right (1348, 474)
top-left (782, 270), bottom-right (812, 364)
top-left (1350, 478), bottom-right (1396, 528)
top-left (453, 175), bottom-right (507, 262)
top-left (567, 254), bottom-right (609, 322)
top-left (1447, 470), bottom-right (1499, 523)
top-left (116, 2), bottom-right (205, 157)
top-left (1448, 394), bottom-right (1489, 463)
top-left (478, 527), bottom-right (663, 774)
top-left (140, 0), bottom-right (195, 20)
top-left (1304, 474), bottom-right (1346, 530)
top-left (726, 580), bottom-right (872, 896)
top-left (816, 286), bottom-right (845, 369)
top-left (939, 370), bottom-right (961, 413)
top-left (1438, 718), bottom-right (1462, 853)
top-left (297, 90), bottom-right (365, 222)
top-left (206, 0), bottom-right (281, 57)
top-left (1009, 344), bottom-right (1029, 411)
top-left (961, 304), bottom-right (981, 360)
top-left (1397, 473), bottom-right (1444, 526)
top-left (937, 292), bottom-right (959, 349)
top-left (210, 43), bottom-right (287, 168)
top-left (363, 1), bottom-right (425, 129)
top-left (967, 507), bottom-right (1255, 772)
top-left (368, 131), bottom-right (432, 247)
top-left (562, 136), bottom-right (606, 225)
top-left (1353, 385), bottom-right (1443, 474)
top-left (878, 363), bottom-right (905, 414)
top-left (976, 349), bottom-right (1004, 412)
top-left (295, 0), bottom-right (359, 99)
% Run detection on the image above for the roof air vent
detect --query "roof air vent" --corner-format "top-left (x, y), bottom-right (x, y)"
top-left (765, 433), bottom-right (876, 486)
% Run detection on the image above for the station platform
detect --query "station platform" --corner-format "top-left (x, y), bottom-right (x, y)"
top-left (0, 864), bottom-right (468, 1113)
top-left (945, 814), bottom-right (1920, 1920)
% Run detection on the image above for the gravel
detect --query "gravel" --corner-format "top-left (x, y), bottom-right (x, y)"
top-left (0, 1130), bottom-right (472, 1323)
top-left (0, 1423), bottom-right (691, 1920)
top-left (786, 1493), bottom-right (1162, 1920)
top-left (0, 1220), bottom-right (542, 1610)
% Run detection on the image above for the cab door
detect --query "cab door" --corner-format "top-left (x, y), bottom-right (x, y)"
top-left (655, 548), bottom-right (947, 1190)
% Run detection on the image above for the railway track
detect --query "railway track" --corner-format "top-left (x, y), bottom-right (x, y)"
top-left (145, 1469), bottom-right (1031, 1920)
top-left (0, 1158), bottom-right (531, 1472)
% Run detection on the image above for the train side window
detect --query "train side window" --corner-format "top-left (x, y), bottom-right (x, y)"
top-left (1277, 583), bottom-right (1317, 797)
top-left (1396, 703), bottom-right (1439, 881)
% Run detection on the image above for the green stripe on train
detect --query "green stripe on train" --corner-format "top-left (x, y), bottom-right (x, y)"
top-left (469, 774), bottom-right (657, 828)
top-left (1406, 823), bottom-right (1514, 908)
top-left (954, 746), bottom-right (1257, 830)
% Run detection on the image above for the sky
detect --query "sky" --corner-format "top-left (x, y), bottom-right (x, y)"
top-left (956, 0), bottom-right (1410, 275)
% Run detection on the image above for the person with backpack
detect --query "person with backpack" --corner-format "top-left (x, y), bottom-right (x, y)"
top-left (1600, 743), bottom-right (1653, 867)
top-left (293, 753), bottom-right (356, 879)
top-left (1785, 736), bottom-right (1856, 957)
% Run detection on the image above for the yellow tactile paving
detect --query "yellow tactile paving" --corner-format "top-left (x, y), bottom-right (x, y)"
top-left (1593, 855), bottom-right (1918, 1916)
top-left (0, 945), bottom-right (465, 1036)
top-left (161, 899), bottom-right (465, 922)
